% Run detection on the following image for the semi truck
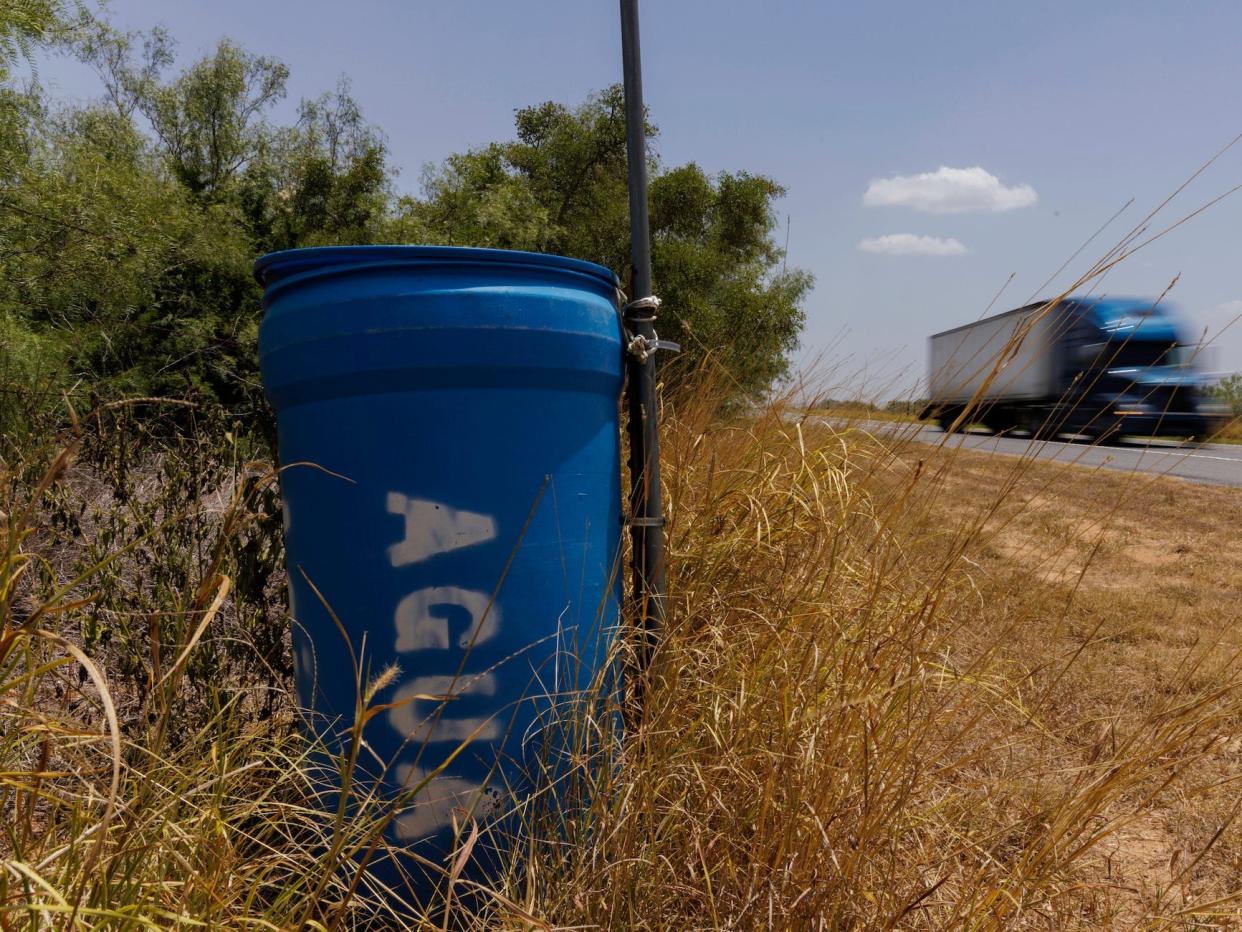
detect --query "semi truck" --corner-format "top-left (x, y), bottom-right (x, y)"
top-left (919, 297), bottom-right (1227, 440)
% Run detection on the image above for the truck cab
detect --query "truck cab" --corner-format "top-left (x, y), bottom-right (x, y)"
top-left (1059, 300), bottom-right (1215, 438)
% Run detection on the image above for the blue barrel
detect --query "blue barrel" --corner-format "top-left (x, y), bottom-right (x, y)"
top-left (255, 246), bottom-right (624, 900)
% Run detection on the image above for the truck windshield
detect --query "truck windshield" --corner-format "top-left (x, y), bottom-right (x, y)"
top-left (1100, 340), bottom-right (1183, 369)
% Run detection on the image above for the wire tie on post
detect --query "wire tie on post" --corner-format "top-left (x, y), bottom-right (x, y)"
top-left (623, 515), bottom-right (665, 527)
top-left (620, 293), bottom-right (661, 321)
top-left (618, 294), bottom-right (680, 362)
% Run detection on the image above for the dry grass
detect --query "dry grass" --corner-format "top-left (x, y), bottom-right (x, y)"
top-left (899, 430), bottom-right (1242, 924)
top-left (510, 396), bottom-right (1242, 929)
top-left (3, 390), bottom-right (1242, 928)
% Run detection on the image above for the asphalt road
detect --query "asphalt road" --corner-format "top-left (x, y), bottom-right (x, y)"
top-left (844, 419), bottom-right (1242, 489)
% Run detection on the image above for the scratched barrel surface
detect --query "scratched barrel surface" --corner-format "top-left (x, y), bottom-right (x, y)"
top-left (255, 245), bottom-right (624, 899)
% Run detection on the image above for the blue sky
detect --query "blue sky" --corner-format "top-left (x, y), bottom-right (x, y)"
top-left (34, 1), bottom-right (1242, 394)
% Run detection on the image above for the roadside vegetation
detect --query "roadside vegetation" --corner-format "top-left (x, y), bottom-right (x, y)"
top-left (1209, 374), bottom-right (1242, 417)
top-left (4, 3), bottom-right (1242, 930)
top-left (7, 384), bottom-right (1242, 928)
top-left (807, 397), bottom-right (925, 423)
top-left (1207, 376), bottom-right (1242, 442)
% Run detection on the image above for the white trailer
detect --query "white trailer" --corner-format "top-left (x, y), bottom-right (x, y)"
top-left (928, 302), bottom-right (1065, 405)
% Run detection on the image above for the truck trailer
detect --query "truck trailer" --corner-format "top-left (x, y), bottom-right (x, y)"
top-left (919, 297), bottom-right (1227, 440)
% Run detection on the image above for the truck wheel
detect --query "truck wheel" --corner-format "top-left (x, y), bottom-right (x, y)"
top-left (1090, 421), bottom-right (1123, 445)
top-left (1021, 412), bottom-right (1054, 440)
top-left (982, 412), bottom-right (1015, 435)
top-left (937, 412), bottom-right (961, 433)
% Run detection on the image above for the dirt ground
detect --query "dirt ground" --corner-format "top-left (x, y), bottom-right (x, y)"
top-left (913, 438), bottom-right (1242, 924)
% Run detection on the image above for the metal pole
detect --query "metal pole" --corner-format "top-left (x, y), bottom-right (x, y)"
top-left (619, 0), bottom-right (666, 679)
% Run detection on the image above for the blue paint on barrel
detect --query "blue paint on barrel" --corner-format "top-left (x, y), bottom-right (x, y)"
top-left (256, 245), bottom-right (624, 901)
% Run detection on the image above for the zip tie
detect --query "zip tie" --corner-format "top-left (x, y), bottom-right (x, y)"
top-left (627, 332), bottom-right (681, 363)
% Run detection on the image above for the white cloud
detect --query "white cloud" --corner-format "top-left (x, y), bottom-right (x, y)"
top-left (863, 166), bottom-right (1038, 214)
top-left (857, 233), bottom-right (967, 256)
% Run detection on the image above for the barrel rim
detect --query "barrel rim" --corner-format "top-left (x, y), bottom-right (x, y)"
top-left (253, 245), bottom-right (621, 291)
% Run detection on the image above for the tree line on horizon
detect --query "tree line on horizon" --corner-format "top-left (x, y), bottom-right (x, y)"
top-left (0, 2), bottom-right (812, 441)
